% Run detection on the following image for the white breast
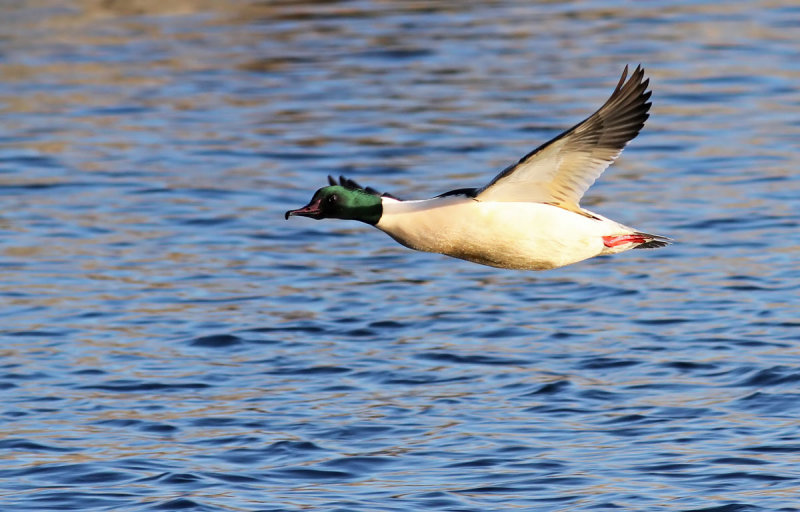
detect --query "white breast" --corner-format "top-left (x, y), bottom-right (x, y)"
top-left (376, 197), bottom-right (626, 270)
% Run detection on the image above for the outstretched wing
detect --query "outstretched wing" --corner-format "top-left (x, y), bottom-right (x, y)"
top-left (476, 65), bottom-right (651, 214)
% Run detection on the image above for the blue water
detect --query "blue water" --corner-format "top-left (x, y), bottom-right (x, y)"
top-left (1, 1), bottom-right (799, 511)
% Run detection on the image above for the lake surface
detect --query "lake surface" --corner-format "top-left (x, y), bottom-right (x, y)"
top-left (1, 1), bottom-right (799, 511)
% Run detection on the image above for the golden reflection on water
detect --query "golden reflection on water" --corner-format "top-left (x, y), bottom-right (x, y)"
top-left (0, 2), bottom-right (798, 509)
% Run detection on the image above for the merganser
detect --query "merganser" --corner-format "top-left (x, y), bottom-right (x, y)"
top-left (286, 65), bottom-right (669, 271)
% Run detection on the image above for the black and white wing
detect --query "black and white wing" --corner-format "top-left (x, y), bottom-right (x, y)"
top-left (476, 65), bottom-right (651, 215)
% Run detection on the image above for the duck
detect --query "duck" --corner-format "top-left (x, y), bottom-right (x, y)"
top-left (285, 65), bottom-right (669, 271)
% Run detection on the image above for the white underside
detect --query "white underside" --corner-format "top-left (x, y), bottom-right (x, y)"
top-left (376, 196), bottom-right (641, 270)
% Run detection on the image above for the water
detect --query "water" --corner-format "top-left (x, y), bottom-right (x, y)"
top-left (1, 1), bottom-right (799, 510)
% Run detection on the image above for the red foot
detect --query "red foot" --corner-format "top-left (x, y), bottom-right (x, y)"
top-left (603, 234), bottom-right (647, 248)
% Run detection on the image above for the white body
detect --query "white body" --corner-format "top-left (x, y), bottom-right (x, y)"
top-left (377, 197), bottom-right (637, 270)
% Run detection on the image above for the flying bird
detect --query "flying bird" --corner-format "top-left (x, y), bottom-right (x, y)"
top-left (286, 65), bottom-right (669, 271)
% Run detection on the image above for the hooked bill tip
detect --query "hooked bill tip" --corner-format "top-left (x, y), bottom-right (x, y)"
top-left (285, 198), bottom-right (322, 220)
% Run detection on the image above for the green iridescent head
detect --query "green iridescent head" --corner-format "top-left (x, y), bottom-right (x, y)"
top-left (285, 185), bottom-right (383, 225)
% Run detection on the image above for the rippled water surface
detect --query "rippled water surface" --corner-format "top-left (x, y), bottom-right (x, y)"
top-left (1, 1), bottom-right (799, 511)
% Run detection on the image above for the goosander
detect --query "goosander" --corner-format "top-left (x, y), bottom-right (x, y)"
top-left (286, 65), bottom-right (669, 271)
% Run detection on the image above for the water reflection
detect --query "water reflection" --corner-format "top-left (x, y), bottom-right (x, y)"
top-left (1, 0), bottom-right (799, 511)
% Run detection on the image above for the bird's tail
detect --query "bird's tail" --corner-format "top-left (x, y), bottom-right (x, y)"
top-left (602, 232), bottom-right (672, 250)
top-left (632, 232), bottom-right (672, 249)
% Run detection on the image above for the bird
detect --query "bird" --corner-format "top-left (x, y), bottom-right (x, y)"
top-left (285, 65), bottom-right (669, 271)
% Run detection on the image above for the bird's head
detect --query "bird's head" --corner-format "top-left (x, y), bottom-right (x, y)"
top-left (285, 185), bottom-right (382, 225)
